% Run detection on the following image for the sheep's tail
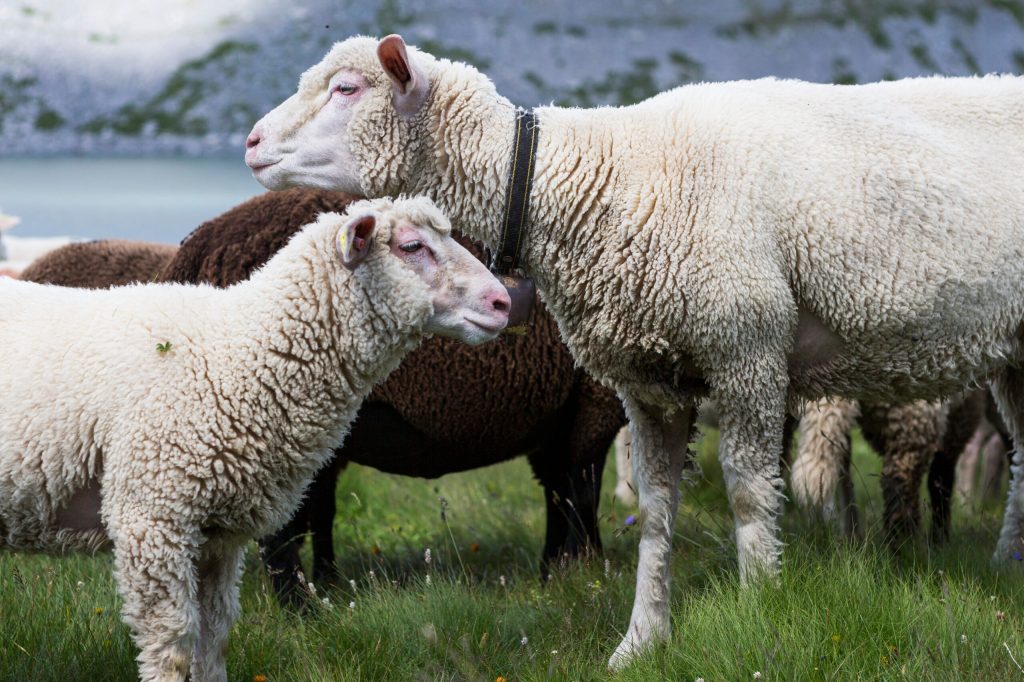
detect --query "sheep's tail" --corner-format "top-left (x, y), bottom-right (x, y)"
top-left (791, 397), bottom-right (860, 516)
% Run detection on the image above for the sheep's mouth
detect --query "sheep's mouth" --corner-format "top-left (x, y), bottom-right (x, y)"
top-left (248, 160), bottom-right (280, 172)
top-left (464, 316), bottom-right (506, 335)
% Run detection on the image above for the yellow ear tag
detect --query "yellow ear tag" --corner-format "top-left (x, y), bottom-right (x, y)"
top-left (338, 230), bottom-right (347, 253)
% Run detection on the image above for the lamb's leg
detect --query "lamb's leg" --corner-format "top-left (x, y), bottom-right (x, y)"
top-left (111, 519), bottom-right (200, 682)
top-left (608, 398), bottom-right (694, 671)
top-left (191, 541), bottom-right (246, 682)
top-left (990, 367), bottom-right (1024, 560)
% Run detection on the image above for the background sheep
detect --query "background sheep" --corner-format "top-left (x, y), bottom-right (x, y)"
top-left (19, 239), bottom-right (177, 289)
top-left (795, 393), bottom-right (1012, 545)
top-left (0, 197), bottom-right (510, 682)
top-left (246, 35), bottom-right (1024, 668)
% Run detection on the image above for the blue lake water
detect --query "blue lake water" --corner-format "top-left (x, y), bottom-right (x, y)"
top-left (0, 158), bottom-right (267, 244)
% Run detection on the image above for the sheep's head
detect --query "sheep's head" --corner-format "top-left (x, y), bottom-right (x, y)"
top-left (246, 34), bottom-right (500, 197)
top-left (337, 197), bottom-right (509, 344)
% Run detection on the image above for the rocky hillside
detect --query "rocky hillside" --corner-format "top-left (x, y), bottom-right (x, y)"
top-left (2, 0), bottom-right (1024, 156)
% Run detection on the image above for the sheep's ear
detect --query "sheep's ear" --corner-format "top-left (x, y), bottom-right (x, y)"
top-left (337, 214), bottom-right (377, 270)
top-left (377, 34), bottom-right (428, 117)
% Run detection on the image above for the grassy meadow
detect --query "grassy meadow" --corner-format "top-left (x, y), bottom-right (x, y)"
top-left (0, 429), bottom-right (1021, 681)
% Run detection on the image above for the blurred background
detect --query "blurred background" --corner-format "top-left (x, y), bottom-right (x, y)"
top-left (3, 0), bottom-right (1024, 242)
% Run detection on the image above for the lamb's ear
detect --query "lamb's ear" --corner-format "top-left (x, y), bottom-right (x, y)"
top-left (337, 214), bottom-right (377, 270)
top-left (377, 34), bottom-right (428, 117)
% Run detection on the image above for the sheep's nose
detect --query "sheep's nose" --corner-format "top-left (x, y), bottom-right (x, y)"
top-left (489, 287), bottom-right (511, 314)
top-left (245, 128), bottom-right (262, 150)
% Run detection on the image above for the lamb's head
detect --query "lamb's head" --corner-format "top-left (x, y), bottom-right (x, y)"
top-left (336, 196), bottom-right (509, 344)
top-left (246, 34), bottom-right (506, 197)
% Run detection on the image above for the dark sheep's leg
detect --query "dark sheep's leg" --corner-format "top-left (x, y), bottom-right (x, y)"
top-left (528, 449), bottom-right (572, 576)
top-left (259, 508), bottom-right (310, 608)
top-left (927, 445), bottom-right (957, 544)
top-left (928, 391), bottom-right (985, 544)
top-left (310, 456), bottom-right (348, 586)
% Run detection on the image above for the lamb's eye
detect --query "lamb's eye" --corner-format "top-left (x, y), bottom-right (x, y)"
top-left (334, 84), bottom-right (359, 96)
top-left (399, 241), bottom-right (423, 253)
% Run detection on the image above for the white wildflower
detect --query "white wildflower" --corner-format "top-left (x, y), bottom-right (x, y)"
top-left (425, 574), bottom-right (431, 586)
top-left (307, 582), bottom-right (316, 596)
top-left (76, 580), bottom-right (85, 588)
top-left (424, 548), bottom-right (432, 565)
top-left (521, 636), bottom-right (528, 646)
top-left (696, 678), bottom-right (705, 682)
top-left (349, 579), bottom-right (357, 591)
top-left (499, 575), bottom-right (506, 587)
top-left (960, 634), bottom-right (967, 644)
top-left (753, 673), bottom-right (762, 680)
top-left (604, 559), bottom-right (611, 578)
top-left (348, 601), bottom-right (355, 610)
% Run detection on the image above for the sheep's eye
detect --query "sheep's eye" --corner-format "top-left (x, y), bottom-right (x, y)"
top-left (334, 84), bottom-right (359, 96)
top-left (399, 241), bottom-right (423, 253)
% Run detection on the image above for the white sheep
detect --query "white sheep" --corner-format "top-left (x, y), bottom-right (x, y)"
top-left (0, 196), bottom-right (510, 682)
top-left (245, 34), bottom-right (1024, 669)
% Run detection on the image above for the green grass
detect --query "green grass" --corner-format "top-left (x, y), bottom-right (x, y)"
top-left (1, 430), bottom-right (1021, 680)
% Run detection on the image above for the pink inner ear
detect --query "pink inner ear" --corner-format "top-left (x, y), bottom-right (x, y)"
top-left (378, 35), bottom-right (413, 89)
top-left (354, 218), bottom-right (374, 242)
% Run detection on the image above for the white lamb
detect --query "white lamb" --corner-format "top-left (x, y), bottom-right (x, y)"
top-left (0, 196), bottom-right (510, 682)
top-left (245, 35), bottom-right (1024, 668)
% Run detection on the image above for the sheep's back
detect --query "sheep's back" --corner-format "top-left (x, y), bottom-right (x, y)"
top-left (20, 240), bottom-right (177, 289)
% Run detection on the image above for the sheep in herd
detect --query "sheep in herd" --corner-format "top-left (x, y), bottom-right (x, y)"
top-left (245, 34), bottom-right (1024, 668)
top-left (19, 239), bottom-right (177, 288)
top-left (793, 394), bottom-right (984, 544)
top-left (0, 197), bottom-right (510, 682)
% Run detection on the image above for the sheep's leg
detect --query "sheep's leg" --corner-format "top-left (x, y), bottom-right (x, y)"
top-left (191, 541), bottom-right (246, 682)
top-left (714, 358), bottom-right (788, 584)
top-left (309, 456), bottom-right (345, 586)
top-left (836, 445), bottom-right (861, 539)
top-left (990, 367), bottom-right (1024, 560)
top-left (614, 427), bottom-right (637, 506)
top-left (112, 519), bottom-right (200, 682)
top-left (791, 398), bottom-right (859, 531)
top-left (608, 398), bottom-right (694, 671)
top-left (259, 512), bottom-right (309, 607)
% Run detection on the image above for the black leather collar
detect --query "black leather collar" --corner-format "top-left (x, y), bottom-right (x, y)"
top-left (491, 109), bottom-right (539, 276)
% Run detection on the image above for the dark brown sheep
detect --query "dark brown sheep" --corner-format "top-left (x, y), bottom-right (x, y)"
top-left (159, 188), bottom-right (626, 601)
top-left (19, 239), bottom-right (177, 288)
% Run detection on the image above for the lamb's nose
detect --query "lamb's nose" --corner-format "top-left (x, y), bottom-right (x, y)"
top-left (245, 128), bottom-right (262, 150)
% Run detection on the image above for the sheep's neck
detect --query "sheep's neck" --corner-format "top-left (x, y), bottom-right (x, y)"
top-left (410, 79), bottom-right (516, 248)
top-left (234, 234), bottom-right (425, 445)
top-left (412, 88), bottom-right (619, 279)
